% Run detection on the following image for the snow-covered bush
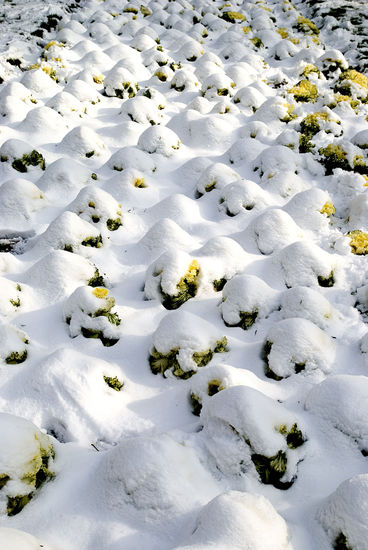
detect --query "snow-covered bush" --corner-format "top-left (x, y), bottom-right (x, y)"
top-left (58, 126), bottom-right (106, 158)
top-left (103, 66), bottom-right (139, 98)
top-left (97, 434), bottom-right (218, 516)
top-left (65, 78), bottom-right (101, 104)
top-left (318, 474), bottom-right (368, 550)
top-left (220, 275), bottom-right (279, 330)
top-left (298, 109), bottom-right (342, 153)
top-left (253, 97), bottom-right (297, 124)
top-left (219, 179), bottom-right (271, 216)
top-left (145, 250), bottom-right (200, 309)
top-left (170, 68), bottom-right (199, 92)
top-left (253, 145), bottom-right (300, 180)
top-left (38, 211), bottom-right (103, 253)
top-left (25, 250), bottom-right (104, 302)
top-left (233, 85), bottom-right (265, 112)
top-left (278, 241), bottom-right (337, 288)
top-left (334, 69), bottom-right (368, 100)
top-left (280, 285), bottom-right (337, 330)
top-left (263, 318), bottom-right (335, 380)
top-left (46, 91), bottom-right (86, 118)
top-left (173, 491), bottom-right (291, 550)
top-left (252, 208), bottom-right (304, 254)
top-left (0, 278), bottom-right (23, 317)
top-left (0, 179), bottom-right (45, 229)
top-left (201, 385), bottom-right (306, 488)
top-left (283, 188), bottom-right (335, 231)
top-left (67, 186), bottom-right (122, 231)
top-left (196, 162), bottom-right (240, 196)
top-left (0, 324), bottom-right (29, 365)
top-left (138, 125), bottom-right (181, 156)
top-left (149, 311), bottom-right (228, 379)
top-left (64, 286), bottom-right (121, 347)
top-left (119, 95), bottom-right (164, 124)
top-left (306, 375), bottom-right (368, 452)
top-left (0, 139), bottom-right (45, 173)
top-left (0, 413), bottom-right (54, 516)
top-left (37, 158), bottom-right (93, 200)
top-left (107, 145), bottom-right (156, 173)
top-left (0, 527), bottom-right (54, 550)
top-left (201, 72), bottom-right (236, 99)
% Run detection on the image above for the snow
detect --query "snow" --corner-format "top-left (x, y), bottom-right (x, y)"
top-left (0, 0), bottom-right (368, 547)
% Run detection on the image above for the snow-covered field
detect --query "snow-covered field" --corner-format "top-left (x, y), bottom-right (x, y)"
top-left (1, 0), bottom-right (368, 548)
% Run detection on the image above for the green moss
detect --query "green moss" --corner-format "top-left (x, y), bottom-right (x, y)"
top-left (251, 450), bottom-right (292, 489)
top-left (88, 268), bottom-right (105, 287)
top-left (334, 533), bottom-right (352, 550)
top-left (5, 350), bottom-right (27, 364)
top-left (11, 150), bottom-right (46, 172)
top-left (0, 474), bottom-right (10, 489)
top-left (81, 235), bottom-right (103, 248)
top-left (161, 260), bottom-right (200, 310)
top-left (318, 144), bottom-right (350, 175)
top-left (7, 493), bottom-right (33, 516)
top-left (288, 80), bottom-right (318, 102)
top-left (104, 375), bottom-right (124, 391)
top-left (106, 217), bottom-right (122, 231)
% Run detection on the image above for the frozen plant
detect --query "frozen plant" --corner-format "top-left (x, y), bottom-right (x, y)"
top-left (119, 95), bottom-right (164, 125)
top-left (0, 413), bottom-right (54, 516)
top-left (263, 317), bottom-right (335, 380)
top-left (219, 179), bottom-right (271, 216)
top-left (58, 126), bottom-right (106, 158)
top-left (252, 208), bottom-right (304, 254)
top-left (149, 310), bottom-right (228, 379)
top-left (220, 275), bottom-right (279, 330)
top-left (145, 250), bottom-right (200, 310)
top-left (201, 385), bottom-right (306, 488)
top-left (0, 324), bottom-right (29, 365)
top-left (64, 286), bottom-right (121, 347)
top-left (0, 139), bottom-right (45, 173)
top-left (39, 211), bottom-right (103, 253)
top-left (138, 125), bottom-right (181, 157)
top-left (67, 186), bottom-right (122, 231)
top-left (103, 66), bottom-right (139, 98)
top-left (196, 162), bottom-right (240, 196)
top-left (280, 285), bottom-right (336, 330)
top-left (253, 145), bottom-right (299, 181)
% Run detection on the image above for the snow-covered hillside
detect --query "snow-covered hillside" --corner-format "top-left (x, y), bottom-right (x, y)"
top-left (1, 0), bottom-right (368, 549)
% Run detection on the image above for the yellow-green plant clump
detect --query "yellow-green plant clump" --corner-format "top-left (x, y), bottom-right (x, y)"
top-left (288, 80), bottom-right (318, 102)
top-left (161, 260), bottom-right (200, 310)
top-left (348, 230), bottom-right (368, 255)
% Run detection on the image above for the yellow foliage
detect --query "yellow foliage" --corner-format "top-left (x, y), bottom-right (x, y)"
top-left (93, 287), bottom-right (109, 299)
top-left (348, 231), bottom-right (368, 255)
top-left (320, 202), bottom-right (335, 216)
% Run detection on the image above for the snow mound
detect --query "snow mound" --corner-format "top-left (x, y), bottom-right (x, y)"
top-left (264, 318), bottom-right (335, 379)
top-left (318, 474), bottom-right (368, 550)
top-left (0, 527), bottom-right (54, 550)
top-left (174, 490), bottom-right (291, 550)
top-left (252, 208), bottom-right (304, 255)
top-left (138, 125), bottom-right (181, 157)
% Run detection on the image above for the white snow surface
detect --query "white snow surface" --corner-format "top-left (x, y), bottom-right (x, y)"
top-left (0, 0), bottom-right (368, 549)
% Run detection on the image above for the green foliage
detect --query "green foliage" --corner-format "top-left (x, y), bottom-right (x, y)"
top-left (318, 144), bottom-right (350, 175)
top-left (5, 350), bottom-right (27, 365)
top-left (317, 271), bottom-right (335, 287)
top-left (334, 533), bottom-right (352, 550)
top-left (251, 450), bottom-right (293, 490)
top-left (238, 310), bottom-right (258, 330)
top-left (161, 260), bottom-right (200, 310)
top-left (85, 151), bottom-right (95, 158)
top-left (104, 375), bottom-right (124, 391)
top-left (213, 278), bottom-right (227, 292)
top-left (0, 474), bottom-right (10, 489)
top-left (81, 235), bottom-right (103, 248)
top-left (7, 494), bottom-right (33, 516)
top-left (106, 217), bottom-right (122, 231)
top-left (80, 327), bottom-right (119, 347)
top-left (11, 150), bottom-right (46, 172)
top-left (88, 268), bottom-right (105, 288)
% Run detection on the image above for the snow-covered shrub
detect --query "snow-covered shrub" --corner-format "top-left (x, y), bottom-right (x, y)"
top-left (37, 158), bottom-right (93, 199)
top-left (0, 324), bottom-right (29, 365)
top-left (288, 79), bottom-right (318, 103)
top-left (65, 79), bottom-right (101, 104)
top-left (334, 69), bottom-right (368, 100)
top-left (201, 72), bottom-right (236, 99)
top-left (263, 318), bottom-right (335, 380)
top-left (138, 125), bottom-right (181, 156)
top-left (149, 311), bottom-right (228, 379)
top-left (20, 106), bottom-right (67, 137)
top-left (137, 86), bottom-right (167, 110)
top-left (25, 250), bottom-right (104, 302)
top-left (170, 68), bottom-right (199, 92)
top-left (278, 241), bottom-right (337, 288)
top-left (195, 236), bottom-right (248, 292)
top-left (39, 211), bottom-right (103, 253)
top-left (253, 145), bottom-right (299, 180)
top-left (58, 126), bottom-right (106, 158)
top-left (233, 85), bottom-right (265, 112)
top-left (347, 230), bottom-right (368, 255)
top-left (107, 146), bottom-right (156, 173)
top-left (0, 527), bottom-right (54, 550)
top-left (0, 179), bottom-right (45, 228)
top-left (283, 188), bottom-right (335, 231)
top-left (173, 491), bottom-right (291, 550)
top-left (0, 413), bottom-right (54, 516)
top-left (46, 91), bottom-right (85, 118)
top-left (0, 278), bottom-right (23, 317)
top-left (318, 474), bottom-right (368, 550)
top-left (201, 385), bottom-right (306, 488)
top-left (64, 286), bottom-right (121, 347)
top-left (220, 275), bottom-right (279, 330)
top-left (97, 434), bottom-right (218, 516)
top-left (145, 250), bottom-right (200, 309)
top-left (67, 186), bottom-right (122, 231)
top-left (21, 68), bottom-right (59, 95)
top-left (298, 109), bottom-right (342, 153)
top-left (120, 95), bottom-right (164, 124)
top-left (0, 139), bottom-right (45, 173)
top-left (103, 66), bottom-right (139, 98)
top-left (317, 49), bottom-right (348, 76)
top-left (306, 375), bottom-right (368, 453)
top-left (253, 97), bottom-right (297, 123)
top-left (175, 39), bottom-right (204, 63)
top-left (219, 179), bottom-right (271, 216)
top-left (252, 208), bottom-right (304, 254)
top-left (196, 162), bottom-right (240, 196)
top-left (280, 286), bottom-right (336, 330)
